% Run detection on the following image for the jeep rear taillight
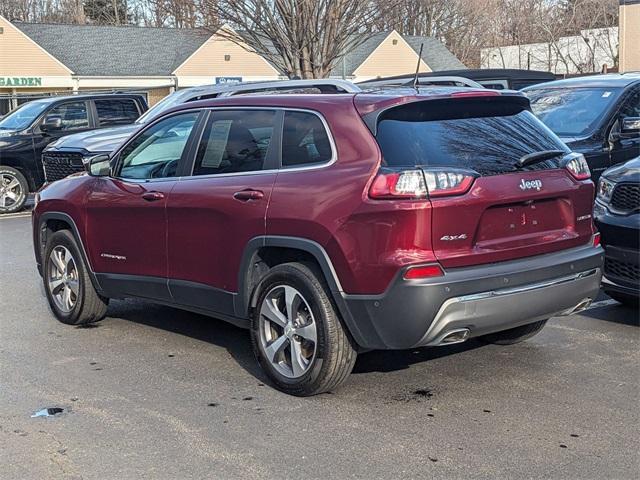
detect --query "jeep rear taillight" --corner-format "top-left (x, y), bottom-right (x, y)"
top-left (564, 153), bottom-right (590, 180)
top-left (423, 170), bottom-right (477, 197)
top-left (369, 169), bottom-right (428, 199)
top-left (369, 168), bottom-right (477, 199)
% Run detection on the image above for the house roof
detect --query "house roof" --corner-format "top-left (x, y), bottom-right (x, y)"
top-left (403, 36), bottom-right (466, 71)
top-left (14, 22), bottom-right (212, 76)
top-left (11, 22), bottom-right (465, 78)
top-left (330, 32), bottom-right (465, 77)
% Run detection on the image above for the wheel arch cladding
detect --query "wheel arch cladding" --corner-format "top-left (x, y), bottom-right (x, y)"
top-left (37, 212), bottom-right (104, 294)
top-left (235, 236), bottom-right (372, 349)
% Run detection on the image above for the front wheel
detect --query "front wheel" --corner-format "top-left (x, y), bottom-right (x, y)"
top-left (43, 230), bottom-right (109, 325)
top-left (479, 320), bottom-right (548, 345)
top-left (0, 166), bottom-right (28, 214)
top-left (251, 262), bottom-right (357, 396)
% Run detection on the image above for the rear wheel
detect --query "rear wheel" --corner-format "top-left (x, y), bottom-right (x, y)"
top-left (43, 230), bottom-right (108, 325)
top-left (0, 166), bottom-right (28, 214)
top-left (479, 320), bottom-right (548, 345)
top-left (251, 262), bottom-right (357, 396)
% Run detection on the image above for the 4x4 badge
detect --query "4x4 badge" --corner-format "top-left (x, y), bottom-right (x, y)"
top-left (441, 234), bottom-right (468, 241)
top-left (519, 179), bottom-right (543, 191)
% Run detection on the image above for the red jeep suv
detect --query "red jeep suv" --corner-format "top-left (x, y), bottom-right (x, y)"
top-left (33, 80), bottom-right (603, 396)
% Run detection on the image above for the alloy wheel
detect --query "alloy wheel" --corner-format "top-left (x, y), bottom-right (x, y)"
top-left (259, 285), bottom-right (318, 379)
top-left (47, 246), bottom-right (79, 313)
top-left (0, 173), bottom-right (23, 210)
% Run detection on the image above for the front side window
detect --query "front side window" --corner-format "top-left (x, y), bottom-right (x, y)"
top-left (46, 102), bottom-right (90, 131)
top-left (620, 91), bottom-right (640, 118)
top-left (193, 110), bottom-right (276, 176)
top-left (95, 99), bottom-right (140, 126)
top-left (118, 112), bottom-right (199, 180)
top-left (281, 111), bottom-right (333, 167)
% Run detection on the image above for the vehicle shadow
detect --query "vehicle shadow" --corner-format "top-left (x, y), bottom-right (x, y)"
top-left (106, 298), bottom-right (486, 379)
top-left (580, 303), bottom-right (639, 326)
top-left (353, 340), bottom-right (485, 374)
top-left (106, 299), bottom-right (267, 381)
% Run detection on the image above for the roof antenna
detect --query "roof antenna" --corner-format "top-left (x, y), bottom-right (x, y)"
top-left (412, 43), bottom-right (424, 91)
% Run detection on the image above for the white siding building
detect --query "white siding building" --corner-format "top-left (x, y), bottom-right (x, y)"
top-left (481, 27), bottom-right (619, 74)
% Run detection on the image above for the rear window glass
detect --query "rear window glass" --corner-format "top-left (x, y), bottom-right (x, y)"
top-left (376, 98), bottom-right (568, 176)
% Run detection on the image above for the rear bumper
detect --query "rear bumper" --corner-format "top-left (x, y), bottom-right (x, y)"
top-left (342, 244), bottom-right (603, 350)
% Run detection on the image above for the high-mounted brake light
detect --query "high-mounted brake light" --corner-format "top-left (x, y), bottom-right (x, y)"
top-left (369, 168), bottom-right (476, 199)
top-left (563, 153), bottom-right (590, 180)
top-left (404, 264), bottom-right (444, 280)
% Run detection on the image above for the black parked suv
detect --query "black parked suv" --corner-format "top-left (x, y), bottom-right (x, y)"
top-left (524, 74), bottom-right (640, 183)
top-left (594, 157), bottom-right (640, 307)
top-left (0, 93), bottom-right (147, 213)
top-left (41, 80), bottom-right (353, 185)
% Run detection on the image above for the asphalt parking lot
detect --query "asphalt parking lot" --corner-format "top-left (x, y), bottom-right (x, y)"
top-left (0, 212), bottom-right (638, 480)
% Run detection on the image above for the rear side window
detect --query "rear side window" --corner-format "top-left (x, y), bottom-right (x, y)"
top-left (95, 99), bottom-right (140, 126)
top-left (193, 110), bottom-right (275, 176)
top-left (376, 97), bottom-right (568, 176)
top-left (282, 111), bottom-right (333, 167)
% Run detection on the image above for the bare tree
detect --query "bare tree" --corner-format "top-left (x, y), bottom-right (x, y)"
top-left (202, 0), bottom-right (398, 79)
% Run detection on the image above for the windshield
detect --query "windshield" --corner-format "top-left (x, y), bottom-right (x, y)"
top-left (525, 87), bottom-right (621, 137)
top-left (0, 101), bottom-right (49, 131)
top-left (136, 90), bottom-right (191, 124)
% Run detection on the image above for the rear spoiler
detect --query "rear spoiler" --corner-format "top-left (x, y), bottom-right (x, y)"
top-left (359, 91), bottom-right (530, 135)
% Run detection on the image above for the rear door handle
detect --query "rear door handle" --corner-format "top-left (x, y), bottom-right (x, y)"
top-left (141, 191), bottom-right (165, 202)
top-left (233, 189), bottom-right (264, 201)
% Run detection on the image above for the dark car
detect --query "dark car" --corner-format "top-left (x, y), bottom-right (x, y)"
top-left (594, 157), bottom-right (640, 307)
top-left (32, 80), bottom-right (602, 396)
top-left (0, 93), bottom-right (147, 213)
top-left (524, 74), bottom-right (640, 183)
top-left (359, 69), bottom-right (556, 90)
top-left (41, 80), bottom-right (359, 184)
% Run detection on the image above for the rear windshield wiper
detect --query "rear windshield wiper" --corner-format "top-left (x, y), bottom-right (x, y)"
top-left (516, 150), bottom-right (566, 168)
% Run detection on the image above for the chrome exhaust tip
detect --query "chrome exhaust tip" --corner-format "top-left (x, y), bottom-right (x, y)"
top-left (438, 328), bottom-right (471, 345)
top-left (560, 298), bottom-right (593, 316)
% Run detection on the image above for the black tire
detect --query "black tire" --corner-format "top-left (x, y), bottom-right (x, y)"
top-left (479, 319), bottom-right (548, 345)
top-left (0, 166), bottom-right (28, 214)
top-left (250, 262), bottom-right (357, 396)
top-left (606, 291), bottom-right (639, 308)
top-left (43, 230), bottom-right (108, 325)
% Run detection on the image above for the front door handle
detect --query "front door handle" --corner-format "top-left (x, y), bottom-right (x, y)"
top-left (233, 189), bottom-right (264, 201)
top-left (141, 191), bottom-right (165, 202)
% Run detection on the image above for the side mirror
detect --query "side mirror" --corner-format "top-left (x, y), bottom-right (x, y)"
top-left (621, 117), bottom-right (640, 137)
top-left (41, 115), bottom-right (62, 132)
top-left (84, 154), bottom-right (111, 177)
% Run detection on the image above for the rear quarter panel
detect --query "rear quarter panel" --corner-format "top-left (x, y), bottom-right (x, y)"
top-left (266, 102), bottom-right (436, 295)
